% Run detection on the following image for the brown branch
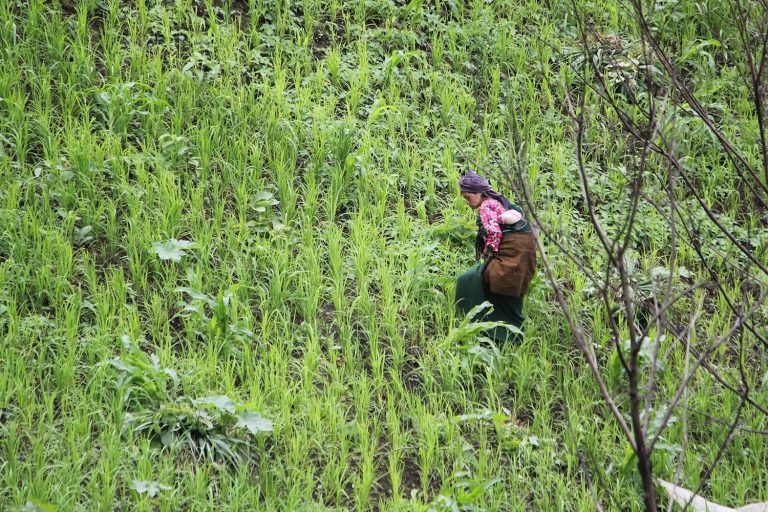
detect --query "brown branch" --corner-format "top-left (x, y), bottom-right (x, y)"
top-left (645, 125), bottom-right (680, 436)
top-left (683, 397), bottom-right (746, 512)
top-left (700, 359), bottom-right (768, 417)
top-left (666, 293), bottom-right (702, 512)
top-left (579, 451), bottom-right (606, 512)
top-left (655, 129), bottom-right (768, 276)
top-left (688, 407), bottom-right (768, 435)
top-left (646, 289), bottom-right (765, 452)
top-left (633, 182), bottom-right (768, 350)
top-left (731, 0), bottom-right (768, 184)
top-left (566, 39), bottom-right (656, 504)
top-left (501, 107), bottom-right (639, 450)
top-left (629, 0), bottom-right (768, 203)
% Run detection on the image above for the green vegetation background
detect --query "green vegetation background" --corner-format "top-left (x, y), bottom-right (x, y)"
top-left (1, 0), bottom-right (766, 510)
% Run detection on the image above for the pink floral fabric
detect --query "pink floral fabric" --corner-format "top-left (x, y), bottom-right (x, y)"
top-left (479, 198), bottom-right (506, 254)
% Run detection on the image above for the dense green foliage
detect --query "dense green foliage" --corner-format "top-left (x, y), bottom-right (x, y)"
top-left (1, 0), bottom-right (766, 510)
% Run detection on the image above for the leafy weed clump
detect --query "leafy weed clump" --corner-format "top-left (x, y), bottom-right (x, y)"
top-left (105, 336), bottom-right (272, 466)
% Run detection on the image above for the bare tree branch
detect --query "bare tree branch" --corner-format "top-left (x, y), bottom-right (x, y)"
top-left (683, 397), bottom-right (746, 512)
top-left (647, 289), bottom-right (766, 451)
top-left (687, 407), bottom-right (768, 435)
top-left (469, 3), bottom-right (768, 508)
top-left (579, 451), bottom-right (606, 512)
top-left (666, 294), bottom-right (703, 512)
top-left (629, 0), bottom-right (768, 201)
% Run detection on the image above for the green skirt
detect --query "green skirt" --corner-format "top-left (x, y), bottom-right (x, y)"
top-left (455, 263), bottom-right (524, 343)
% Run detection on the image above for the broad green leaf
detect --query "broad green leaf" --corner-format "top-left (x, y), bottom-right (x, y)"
top-left (95, 91), bottom-right (111, 104)
top-left (160, 430), bottom-right (173, 447)
top-left (464, 301), bottom-right (493, 321)
top-left (452, 409), bottom-right (503, 423)
top-left (444, 300), bottom-right (522, 345)
top-left (251, 191), bottom-right (279, 212)
top-left (152, 239), bottom-right (194, 262)
top-left (235, 412), bottom-right (273, 434)
top-left (655, 441), bottom-right (682, 456)
top-left (104, 358), bottom-right (137, 373)
top-left (19, 501), bottom-right (58, 512)
top-left (193, 395), bottom-right (236, 414)
top-left (163, 368), bottom-right (180, 386)
top-left (73, 225), bottom-right (93, 245)
top-left (130, 480), bottom-right (172, 498)
top-left (252, 191), bottom-right (278, 204)
top-left (175, 287), bottom-right (213, 303)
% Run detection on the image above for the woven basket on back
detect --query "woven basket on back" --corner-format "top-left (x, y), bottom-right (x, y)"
top-left (483, 232), bottom-right (537, 297)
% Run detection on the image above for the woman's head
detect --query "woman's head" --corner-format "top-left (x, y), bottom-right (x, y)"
top-left (459, 170), bottom-right (495, 209)
top-left (461, 191), bottom-right (484, 209)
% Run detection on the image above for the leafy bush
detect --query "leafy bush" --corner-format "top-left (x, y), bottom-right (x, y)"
top-left (126, 395), bottom-right (272, 466)
top-left (104, 337), bottom-right (271, 466)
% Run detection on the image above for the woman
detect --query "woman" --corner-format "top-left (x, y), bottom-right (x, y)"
top-left (454, 170), bottom-right (536, 343)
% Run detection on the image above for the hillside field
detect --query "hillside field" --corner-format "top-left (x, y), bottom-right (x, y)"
top-left (1, 0), bottom-right (767, 510)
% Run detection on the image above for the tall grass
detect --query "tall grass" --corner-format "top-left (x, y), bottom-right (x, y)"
top-left (0, 0), bottom-right (766, 510)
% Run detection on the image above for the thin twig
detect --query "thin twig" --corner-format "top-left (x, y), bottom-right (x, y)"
top-left (579, 451), bottom-right (606, 512)
top-left (683, 397), bottom-right (746, 511)
top-left (666, 293), bottom-right (703, 512)
top-left (647, 289), bottom-right (766, 451)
